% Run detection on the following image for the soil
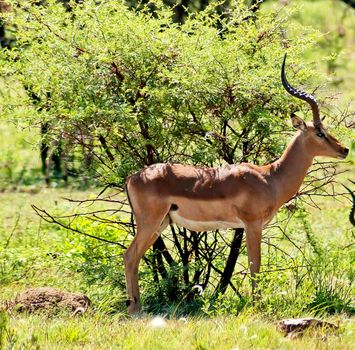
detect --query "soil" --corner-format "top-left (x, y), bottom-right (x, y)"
top-left (5, 287), bottom-right (90, 315)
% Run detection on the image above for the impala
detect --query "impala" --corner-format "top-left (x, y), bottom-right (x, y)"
top-left (124, 55), bottom-right (349, 314)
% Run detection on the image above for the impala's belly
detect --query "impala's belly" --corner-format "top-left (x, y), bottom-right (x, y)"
top-left (169, 211), bottom-right (245, 231)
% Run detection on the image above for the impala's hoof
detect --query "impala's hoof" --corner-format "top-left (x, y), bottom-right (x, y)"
top-left (127, 299), bottom-right (141, 316)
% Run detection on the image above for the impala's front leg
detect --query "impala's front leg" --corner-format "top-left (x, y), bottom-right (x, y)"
top-left (245, 222), bottom-right (262, 301)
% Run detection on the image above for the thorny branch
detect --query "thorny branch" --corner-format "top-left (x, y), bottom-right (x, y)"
top-left (32, 205), bottom-right (127, 247)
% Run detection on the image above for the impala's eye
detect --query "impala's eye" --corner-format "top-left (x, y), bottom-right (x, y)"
top-left (317, 132), bottom-right (325, 138)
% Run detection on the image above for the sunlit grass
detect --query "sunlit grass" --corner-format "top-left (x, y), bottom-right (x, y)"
top-left (0, 311), bottom-right (353, 350)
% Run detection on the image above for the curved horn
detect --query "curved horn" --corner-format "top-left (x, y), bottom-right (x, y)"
top-left (281, 54), bottom-right (321, 126)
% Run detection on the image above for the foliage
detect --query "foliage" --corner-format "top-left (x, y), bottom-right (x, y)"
top-left (0, 0), bottom-right (329, 178)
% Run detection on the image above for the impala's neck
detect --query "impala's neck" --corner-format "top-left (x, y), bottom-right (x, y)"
top-left (271, 132), bottom-right (314, 206)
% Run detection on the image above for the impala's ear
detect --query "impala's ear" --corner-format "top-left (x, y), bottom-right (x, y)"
top-left (291, 113), bottom-right (307, 131)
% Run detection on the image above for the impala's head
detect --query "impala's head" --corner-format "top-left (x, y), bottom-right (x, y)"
top-left (281, 54), bottom-right (349, 160)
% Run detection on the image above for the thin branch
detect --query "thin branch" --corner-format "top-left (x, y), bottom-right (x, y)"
top-left (31, 205), bottom-right (125, 247)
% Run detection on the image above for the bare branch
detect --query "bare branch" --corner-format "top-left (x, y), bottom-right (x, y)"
top-left (32, 205), bottom-right (126, 247)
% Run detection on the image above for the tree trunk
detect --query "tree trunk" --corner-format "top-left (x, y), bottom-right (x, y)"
top-left (216, 228), bottom-right (244, 294)
top-left (174, 0), bottom-right (190, 24)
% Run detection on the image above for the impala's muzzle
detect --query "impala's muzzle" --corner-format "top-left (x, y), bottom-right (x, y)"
top-left (339, 148), bottom-right (349, 159)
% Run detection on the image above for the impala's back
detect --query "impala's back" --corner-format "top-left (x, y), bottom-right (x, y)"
top-left (126, 162), bottom-right (275, 231)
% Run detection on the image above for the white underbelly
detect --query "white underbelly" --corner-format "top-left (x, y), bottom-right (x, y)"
top-left (169, 211), bottom-right (245, 232)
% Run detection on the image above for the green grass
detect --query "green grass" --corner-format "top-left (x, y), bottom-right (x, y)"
top-left (0, 121), bottom-right (42, 190)
top-left (0, 190), bottom-right (85, 298)
top-left (0, 311), bottom-right (354, 350)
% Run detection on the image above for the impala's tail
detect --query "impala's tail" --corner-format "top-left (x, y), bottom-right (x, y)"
top-left (125, 181), bottom-right (135, 215)
top-left (125, 181), bottom-right (137, 236)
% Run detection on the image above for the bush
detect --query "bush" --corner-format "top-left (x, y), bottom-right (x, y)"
top-left (1, 0), bottom-right (324, 180)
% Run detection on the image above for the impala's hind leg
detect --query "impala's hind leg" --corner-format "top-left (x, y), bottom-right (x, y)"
top-left (124, 213), bottom-right (170, 315)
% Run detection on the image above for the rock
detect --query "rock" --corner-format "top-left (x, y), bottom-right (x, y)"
top-left (278, 317), bottom-right (338, 338)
